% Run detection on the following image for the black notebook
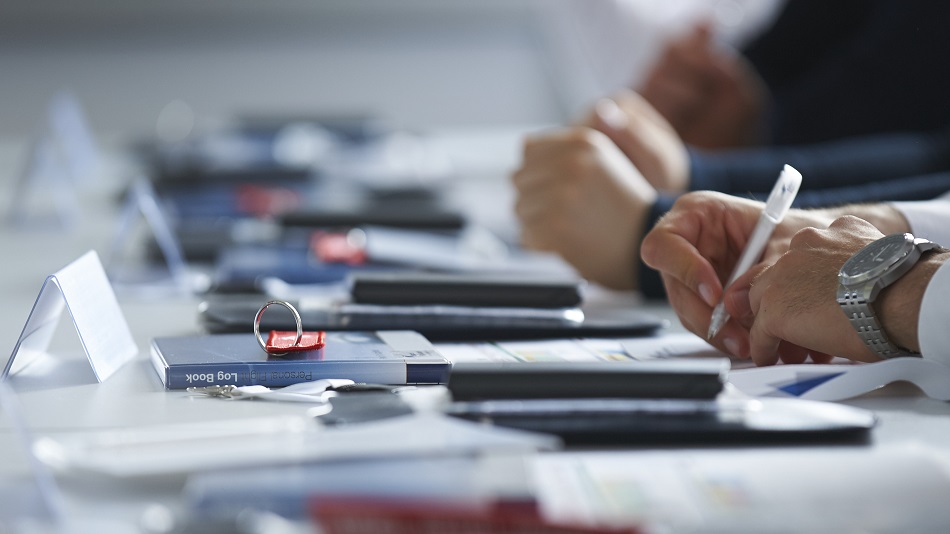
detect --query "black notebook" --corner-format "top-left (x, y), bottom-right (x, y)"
top-left (197, 295), bottom-right (666, 342)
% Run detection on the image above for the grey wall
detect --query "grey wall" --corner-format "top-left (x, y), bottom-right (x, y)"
top-left (0, 1), bottom-right (566, 139)
top-left (0, 0), bottom-right (781, 140)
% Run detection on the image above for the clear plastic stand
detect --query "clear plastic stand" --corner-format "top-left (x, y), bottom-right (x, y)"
top-left (6, 135), bottom-right (81, 230)
top-left (107, 177), bottom-right (209, 295)
top-left (47, 91), bottom-right (100, 186)
top-left (2, 251), bottom-right (138, 384)
top-left (5, 91), bottom-right (99, 230)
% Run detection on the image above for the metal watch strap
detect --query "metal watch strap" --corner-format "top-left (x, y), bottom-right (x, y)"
top-left (837, 287), bottom-right (905, 358)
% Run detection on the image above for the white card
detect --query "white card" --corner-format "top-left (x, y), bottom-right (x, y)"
top-left (728, 357), bottom-right (950, 401)
top-left (3, 251), bottom-right (138, 383)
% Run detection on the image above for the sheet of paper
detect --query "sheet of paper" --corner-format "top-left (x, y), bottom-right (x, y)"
top-left (729, 357), bottom-right (950, 401)
top-left (532, 446), bottom-right (950, 533)
top-left (495, 339), bottom-right (610, 363)
top-left (620, 332), bottom-right (731, 361)
top-left (439, 334), bottom-right (728, 366)
top-left (435, 343), bottom-right (522, 364)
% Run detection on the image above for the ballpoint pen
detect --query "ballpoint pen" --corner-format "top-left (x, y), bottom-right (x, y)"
top-left (707, 164), bottom-right (802, 340)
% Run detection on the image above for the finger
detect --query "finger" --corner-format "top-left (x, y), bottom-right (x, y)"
top-left (640, 75), bottom-right (703, 129)
top-left (749, 321), bottom-right (781, 366)
top-left (746, 262), bottom-right (780, 365)
top-left (714, 321), bottom-right (751, 359)
top-left (640, 20), bottom-right (718, 107)
top-left (747, 279), bottom-right (781, 367)
top-left (665, 21), bottom-right (717, 72)
top-left (511, 165), bottom-right (559, 193)
top-left (777, 341), bottom-right (810, 365)
top-left (590, 97), bottom-right (629, 133)
top-left (662, 276), bottom-right (712, 336)
top-left (521, 135), bottom-right (567, 163)
top-left (809, 351), bottom-right (835, 364)
top-left (687, 19), bottom-right (715, 48)
top-left (513, 185), bottom-right (566, 230)
top-left (663, 276), bottom-right (750, 358)
top-left (591, 93), bottom-right (675, 167)
top-left (512, 149), bottom-right (589, 193)
top-left (659, 39), bottom-right (723, 95)
top-left (590, 99), bottom-right (639, 162)
top-left (522, 128), bottom-right (600, 163)
top-left (641, 216), bottom-right (722, 308)
top-left (724, 263), bottom-right (768, 327)
top-left (726, 286), bottom-right (753, 330)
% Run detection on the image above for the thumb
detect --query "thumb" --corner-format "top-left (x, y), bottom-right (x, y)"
top-left (592, 97), bottom-right (629, 135)
top-left (592, 97), bottom-right (648, 164)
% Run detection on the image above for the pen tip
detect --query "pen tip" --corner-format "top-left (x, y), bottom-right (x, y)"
top-left (707, 307), bottom-right (726, 340)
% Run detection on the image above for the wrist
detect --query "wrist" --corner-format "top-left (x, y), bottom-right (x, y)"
top-left (822, 204), bottom-right (911, 235)
top-left (877, 250), bottom-right (950, 353)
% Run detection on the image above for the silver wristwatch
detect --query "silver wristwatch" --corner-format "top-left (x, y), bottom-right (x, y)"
top-left (837, 233), bottom-right (938, 358)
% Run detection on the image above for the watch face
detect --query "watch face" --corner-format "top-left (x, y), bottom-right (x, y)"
top-left (840, 233), bottom-right (913, 284)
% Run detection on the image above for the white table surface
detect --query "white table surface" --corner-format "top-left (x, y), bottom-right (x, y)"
top-left (2, 133), bottom-right (950, 533)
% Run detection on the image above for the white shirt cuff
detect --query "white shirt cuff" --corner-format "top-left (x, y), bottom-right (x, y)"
top-left (919, 259), bottom-right (950, 367)
top-left (891, 199), bottom-right (950, 245)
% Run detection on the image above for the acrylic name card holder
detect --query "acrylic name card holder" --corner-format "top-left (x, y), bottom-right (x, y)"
top-left (3, 251), bottom-right (137, 385)
top-left (46, 91), bottom-right (100, 186)
top-left (6, 134), bottom-right (80, 230)
top-left (106, 177), bottom-right (210, 295)
top-left (6, 91), bottom-right (100, 230)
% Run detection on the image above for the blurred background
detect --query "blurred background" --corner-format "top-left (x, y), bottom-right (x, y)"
top-left (0, 0), bottom-right (782, 313)
top-left (0, 0), bottom-right (780, 140)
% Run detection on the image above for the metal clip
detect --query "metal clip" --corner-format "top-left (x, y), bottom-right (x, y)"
top-left (186, 385), bottom-right (238, 398)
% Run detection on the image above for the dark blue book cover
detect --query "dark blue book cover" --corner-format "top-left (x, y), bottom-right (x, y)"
top-left (150, 331), bottom-right (450, 390)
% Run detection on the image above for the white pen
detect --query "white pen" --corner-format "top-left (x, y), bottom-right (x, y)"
top-left (707, 164), bottom-right (802, 340)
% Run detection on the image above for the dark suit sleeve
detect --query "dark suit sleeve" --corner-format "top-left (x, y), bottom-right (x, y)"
top-left (638, 195), bottom-right (677, 300)
top-left (741, 1), bottom-right (950, 145)
top-left (689, 129), bottom-right (950, 196)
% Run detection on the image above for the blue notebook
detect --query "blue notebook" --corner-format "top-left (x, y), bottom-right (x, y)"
top-left (150, 331), bottom-right (450, 390)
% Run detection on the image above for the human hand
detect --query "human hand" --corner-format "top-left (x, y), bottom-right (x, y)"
top-left (511, 127), bottom-right (657, 290)
top-left (640, 191), bottom-right (834, 358)
top-left (579, 90), bottom-right (690, 194)
top-left (747, 216), bottom-right (888, 366)
top-left (639, 20), bottom-right (767, 149)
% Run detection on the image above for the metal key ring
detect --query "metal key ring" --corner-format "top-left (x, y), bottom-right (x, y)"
top-left (254, 300), bottom-right (303, 354)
